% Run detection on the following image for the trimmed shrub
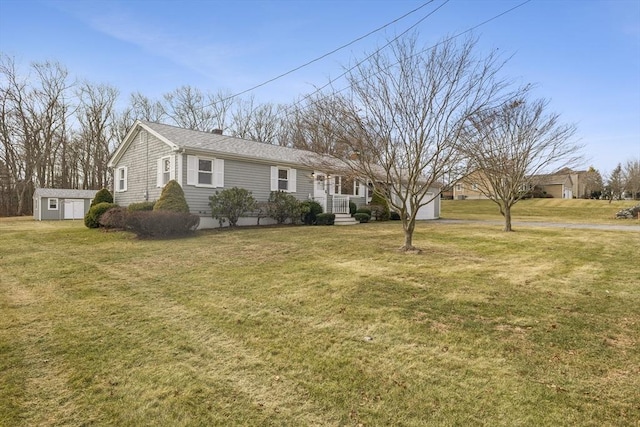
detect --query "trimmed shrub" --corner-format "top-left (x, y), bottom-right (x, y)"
top-left (127, 201), bottom-right (155, 212)
top-left (125, 211), bottom-right (200, 238)
top-left (300, 200), bottom-right (323, 225)
top-left (354, 212), bottom-right (370, 223)
top-left (209, 187), bottom-right (257, 227)
top-left (390, 211), bottom-right (402, 221)
top-left (84, 202), bottom-right (116, 228)
top-left (267, 191), bottom-right (302, 224)
top-left (91, 188), bottom-right (113, 206)
top-left (99, 206), bottom-right (128, 229)
top-left (315, 213), bottom-right (335, 225)
top-left (154, 180), bottom-right (189, 213)
top-left (356, 207), bottom-right (372, 216)
top-left (370, 191), bottom-right (390, 221)
top-left (349, 201), bottom-right (357, 216)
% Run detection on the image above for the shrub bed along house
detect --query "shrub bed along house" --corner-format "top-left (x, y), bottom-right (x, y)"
top-left (98, 206), bottom-right (128, 229)
top-left (315, 213), bottom-right (335, 225)
top-left (300, 200), bottom-right (323, 225)
top-left (354, 212), bottom-right (371, 223)
top-left (125, 211), bottom-right (200, 238)
top-left (127, 201), bottom-right (156, 212)
top-left (84, 202), bottom-right (116, 229)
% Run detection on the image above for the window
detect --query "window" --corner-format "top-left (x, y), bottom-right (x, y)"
top-left (157, 156), bottom-right (174, 187)
top-left (278, 168), bottom-right (288, 191)
top-left (199, 159), bottom-right (213, 186)
top-left (48, 198), bottom-right (58, 210)
top-left (472, 182), bottom-right (478, 190)
top-left (456, 183), bottom-right (463, 191)
top-left (116, 166), bottom-right (128, 192)
top-left (187, 155), bottom-right (224, 187)
top-left (270, 166), bottom-right (296, 192)
top-left (354, 179), bottom-right (363, 196)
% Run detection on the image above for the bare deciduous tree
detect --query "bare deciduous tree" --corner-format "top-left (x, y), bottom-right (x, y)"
top-left (623, 158), bottom-right (640, 199)
top-left (0, 56), bottom-right (75, 214)
top-left (305, 35), bottom-right (512, 251)
top-left (231, 95), bottom-right (283, 143)
top-left (129, 92), bottom-right (166, 123)
top-left (459, 97), bottom-right (580, 231)
top-left (163, 85), bottom-right (217, 131)
top-left (76, 82), bottom-right (119, 189)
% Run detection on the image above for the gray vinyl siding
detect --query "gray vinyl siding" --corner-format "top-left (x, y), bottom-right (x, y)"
top-left (34, 197), bottom-right (93, 220)
top-left (112, 131), bottom-right (174, 207)
top-left (39, 197), bottom-right (62, 220)
top-left (180, 155), bottom-right (315, 216)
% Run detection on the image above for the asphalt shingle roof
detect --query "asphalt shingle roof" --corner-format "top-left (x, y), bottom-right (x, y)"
top-left (143, 121), bottom-right (320, 166)
top-left (33, 189), bottom-right (98, 199)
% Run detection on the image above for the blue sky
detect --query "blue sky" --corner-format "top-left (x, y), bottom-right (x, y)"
top-left (1, 0), bottom-right (639, 174)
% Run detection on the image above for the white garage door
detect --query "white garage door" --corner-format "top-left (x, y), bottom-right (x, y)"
top-left (415, 193), bottom-right (435, 220)
top-left (64, 199), bottom-right (85, 219)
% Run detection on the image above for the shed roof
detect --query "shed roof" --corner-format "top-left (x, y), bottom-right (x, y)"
top-left (33, 188), bottom-right (98, 199)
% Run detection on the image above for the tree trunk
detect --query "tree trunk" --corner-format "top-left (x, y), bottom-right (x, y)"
top-left (503, 205), bottom-right (513, 232)
top-left (400, 218), bottom-right (420, 252)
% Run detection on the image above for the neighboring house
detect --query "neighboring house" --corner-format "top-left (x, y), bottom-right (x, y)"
top-left (553, 167), bottom-right (588, 198)
top-left (107, 121), bottom-right (441, 228)
top-left (533, 172), bottom-right (574, 199)
top-left (452, 171), bottom-right (490, 200)
top-left (33, 188), bottom-right (98, 221)
top-left (453, 168), bottom-right (582, 200)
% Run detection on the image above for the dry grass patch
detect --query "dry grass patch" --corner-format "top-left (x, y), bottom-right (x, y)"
top-left (1, 218), bottom-right (638, 426)
top-left (443, 198), bottom-right (640, 224)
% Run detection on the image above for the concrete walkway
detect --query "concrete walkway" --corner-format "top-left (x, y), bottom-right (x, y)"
top-left (436, 219), bottom-right (640, 232)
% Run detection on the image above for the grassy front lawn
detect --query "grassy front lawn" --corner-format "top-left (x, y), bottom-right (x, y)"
top-left (442, 198), bottom-right (640, 224)
top-left (1, 217), bottom-right (638, 426)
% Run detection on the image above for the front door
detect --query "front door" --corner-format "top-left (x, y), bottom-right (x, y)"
top-left (313, 172), bottom-right (327, 212)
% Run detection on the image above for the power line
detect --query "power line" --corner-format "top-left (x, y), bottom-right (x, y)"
top-left (205, 0), bottom-right (436, 108)
top-left (194, 0), bottom-right (533, 147)
top-left (286, 0), bottom-right (532, 115)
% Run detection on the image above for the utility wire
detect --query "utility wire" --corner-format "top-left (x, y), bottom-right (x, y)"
top-left (205, 0), bottom-right (436, 108)
top-left (201, 0), bottom-right (532, 146)
top-left (286, 0), bottom-right (532, 115)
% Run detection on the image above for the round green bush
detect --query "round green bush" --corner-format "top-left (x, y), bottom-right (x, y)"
top-left (84, 202), bottom-right (116, 228)
top-left (315, 213), bottom-right (335, 225)
top-left (300, 200), bottom-right (323, 225)
top-left (154, 180), bottom-right (189, 213)
top-left (128, 201), bottom-right (156, 212)
top-left (91, 188), bottom-right (113, 206)
top-left (349, 201), bottom-right (357, 216)
top-left (354, 212), bottom-right (370, 223)
top-left (356, 207), bottom-right (372, 216)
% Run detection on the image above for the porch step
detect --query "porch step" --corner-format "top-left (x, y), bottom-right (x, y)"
top-left (334, 213), bottom-right (358, 226)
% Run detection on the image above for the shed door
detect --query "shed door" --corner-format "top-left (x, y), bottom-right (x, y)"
top-left (64, 199), bottom-right (85, 219)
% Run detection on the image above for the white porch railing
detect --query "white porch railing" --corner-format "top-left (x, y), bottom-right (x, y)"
top-left (332, 195), bottom-right (350, 214)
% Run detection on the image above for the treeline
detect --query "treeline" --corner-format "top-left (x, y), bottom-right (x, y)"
top-left (0, 54), bottom-right (332, 216)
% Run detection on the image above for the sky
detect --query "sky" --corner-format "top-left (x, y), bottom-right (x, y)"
top-left (1, 0), bottom-right (639, 174)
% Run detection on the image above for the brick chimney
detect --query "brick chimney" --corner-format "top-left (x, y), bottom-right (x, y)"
top-left (211, 129), bottom-right (223, 135)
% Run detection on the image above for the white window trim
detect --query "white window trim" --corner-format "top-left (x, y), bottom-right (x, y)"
top-left (116, 166), bottom-right (128, 192)
top-left (48, 198), bottom-right (58, 210)
top-left (157, 156), bottom-right (175, 187)
top-left (270, 166), bottom-right (296, 193)
top-left (187, 155), bottom-right (224, 188)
